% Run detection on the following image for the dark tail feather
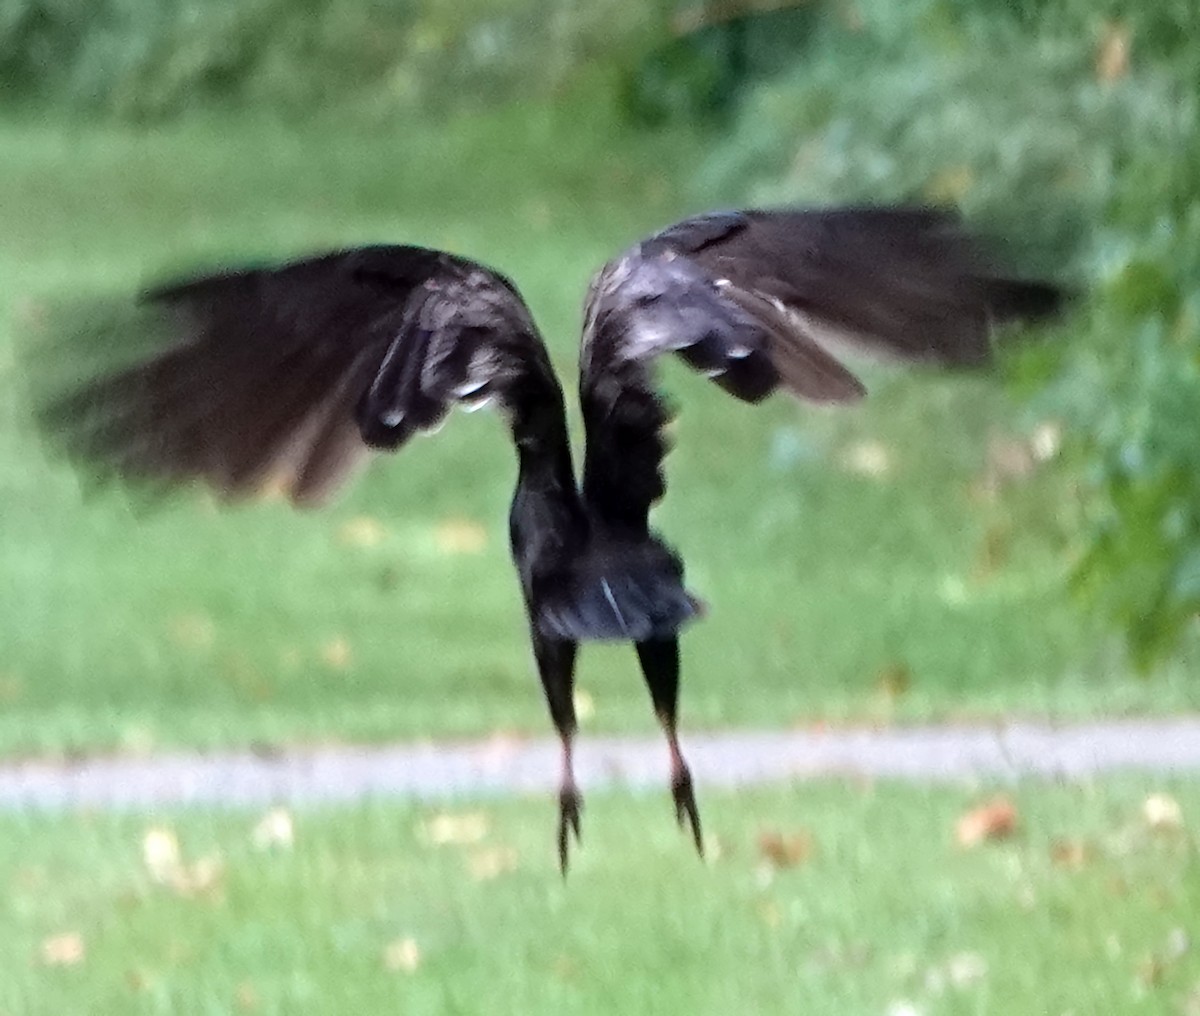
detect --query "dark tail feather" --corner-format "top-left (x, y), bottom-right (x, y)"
top-left (535, 543), bottom-right (703, 642)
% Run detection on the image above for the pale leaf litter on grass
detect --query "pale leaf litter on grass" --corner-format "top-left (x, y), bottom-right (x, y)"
top-left (251, 806), bottom-right (295, 850)
top-left (39, 931), bottom-right (85, 967)
top-left (955, 795), bottom-right (1019, 848)
top-left (333, 514), bottom-right (488, 556)
top-left (141, 809), bottom-right (295, 896)
top-left (140, 823), bottom-right (224, 897)
top-left (382, 936), bottom-right (421, 974)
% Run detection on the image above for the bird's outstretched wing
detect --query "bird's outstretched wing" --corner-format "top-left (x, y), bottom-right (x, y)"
top-left (31, 245), bottom-right (562, 505)
top-left (578, 206), bottom-right (1063, 528)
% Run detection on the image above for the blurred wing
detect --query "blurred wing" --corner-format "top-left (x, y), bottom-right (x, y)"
top-left (32, 245), bottom-right (559, 506)
top-left (579, 206), bottom-right (1063, 526)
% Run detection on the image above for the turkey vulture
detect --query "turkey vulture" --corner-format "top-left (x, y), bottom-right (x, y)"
top-left (31, 207), bottom-right (1062, 872)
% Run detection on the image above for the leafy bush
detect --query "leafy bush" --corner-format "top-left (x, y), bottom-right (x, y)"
top-left (698, 0), bottom-right (1200, 666)
top-left (0, 0), bottom-right (670, 119)
top-left (1029, 180), bottom-right (1200, 669)
top-left (618, 4), bottom-right (823, 126)
top-left (0, 0), bottom-right (420, 118)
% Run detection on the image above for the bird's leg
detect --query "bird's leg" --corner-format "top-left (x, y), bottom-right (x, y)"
top-left (532, 632), bottom-right (581, 874)
top-left (635, 637), bottom-right (703, 856)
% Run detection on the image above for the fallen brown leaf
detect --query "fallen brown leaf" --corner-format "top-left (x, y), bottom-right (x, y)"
top-left (1166, 928), bottom-right (1190, 960)
top-left (1030, 421), bottom-right (1062, 462)
top-left (120, 724), bottom-right (159, 755)
top-left (141, 825), bottom-right (223, 896)
top-left (468, 846), bottom-right (519, 881)
top-left (841, 439), bottom-right (891, 478)
top-left (0, 672), bottom-right (23, 702)
top-left (757, 900), bottom-right (782, 928)
top-left (809, 941), bottom-right (873, 971)
top-left (1050, 838), bottom-right (1092, 870)
top-left (955, 796), bottom-right (1018, 847)
top-left (235, 981), bottom-right (260, 1011)
top-left (251, 808), bottom-right (295, 851)
top-left (1136, 953), bottom-right (1165, 989)
top-left (142, 826), bottom-right (182, 883)
top-left (551, 954), bottom-right (579, 982)
top-left (925, 164), bottom-right (974, 204)
top-left (170, 856), bottom-right (224, 897)
top-left (944, 951), bottom-right (988, 988)
top-left (320, 637), bottom-right (352, 671)
top-left (166, 612), bottom-right (215, 650)
top-left (434, 517), bottom-right (488, 554)
top-left (874, 662), bottom-right (912, 701)
top-left (973, 522), bottom-right (1012, 580)
top-left (1096, 20), bottom-right (1131, 82)
top-left (758, 828), bottom-right (815, 868)
top-left (420, 811), bottom-right (489, 846)
top-left (338, 516), bottom-right (387, 548)
top-left (13, 865), bottom-right (45, 890)
top-left (981, 431), bottom-right (1036, 494)
top-left (1143, 792), bottom-right (1183, 831)
top-left (220, 652), bottom-right (271, 699)
top-left (382, 937), bottom-right (421, 973)
top-left (40, 932), bottom-right (85, 967)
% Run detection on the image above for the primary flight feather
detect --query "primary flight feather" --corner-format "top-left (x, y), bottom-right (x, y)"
top-left (30, 207), bottom-right (1063, 872)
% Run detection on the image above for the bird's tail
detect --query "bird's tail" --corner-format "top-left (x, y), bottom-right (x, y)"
top-left (534, 537), bottom-right (704, 642)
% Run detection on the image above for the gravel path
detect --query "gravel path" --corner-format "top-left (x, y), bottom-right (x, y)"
top-left (2, 718), bottom-right (1200, 810)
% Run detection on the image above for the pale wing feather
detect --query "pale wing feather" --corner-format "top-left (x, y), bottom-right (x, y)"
top-left (578, 206), bottom-right (1063, 526)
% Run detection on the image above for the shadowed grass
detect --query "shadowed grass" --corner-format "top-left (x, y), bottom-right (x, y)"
top-left (1, 106), bottom-right (1191, 758)
top-left (3, 778), bottom-right (1199, 1014)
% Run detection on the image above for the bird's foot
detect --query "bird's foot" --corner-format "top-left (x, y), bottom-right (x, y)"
top-left (671, 767), bottom-right (704, 857)
top-left (557, 786), bottom-right (583, 875)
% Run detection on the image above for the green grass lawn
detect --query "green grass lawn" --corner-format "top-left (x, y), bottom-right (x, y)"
top-left (4, 778), bottom-right (1199, 1014)
top-left (1, 106), bottom-right (1194, 758)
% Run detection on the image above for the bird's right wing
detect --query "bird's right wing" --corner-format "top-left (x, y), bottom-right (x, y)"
top-left (578, 206), bottom-right (1063, 528)
top-left (29, 245), bottom-right (563, 506)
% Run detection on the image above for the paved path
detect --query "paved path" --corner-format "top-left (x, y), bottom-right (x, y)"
top-left (2, 719), bottom-right (1200, 810)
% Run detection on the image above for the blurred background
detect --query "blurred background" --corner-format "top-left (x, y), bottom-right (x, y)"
top-left (1, 0), bottom-right (1198, 1012)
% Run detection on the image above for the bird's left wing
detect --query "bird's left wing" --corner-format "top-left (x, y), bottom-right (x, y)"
top-left (28, 245), bottom-right (560, 506)
top-left (578, 206), bottom-right (1063, 528)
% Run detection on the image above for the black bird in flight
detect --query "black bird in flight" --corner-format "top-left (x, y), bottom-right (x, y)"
top-left (34, 207), bottom-right (1061, 872)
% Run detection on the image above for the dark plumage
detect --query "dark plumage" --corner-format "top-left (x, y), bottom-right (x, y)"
top-left (30, 207), bottom-right (1063, 872)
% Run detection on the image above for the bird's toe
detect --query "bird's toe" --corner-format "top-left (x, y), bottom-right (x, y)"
top-left (557, 787), bottom-right (584, 875)
top-left (671, 770), bottom-right (704, 857)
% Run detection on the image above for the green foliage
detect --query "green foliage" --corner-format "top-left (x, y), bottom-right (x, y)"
top-left (618, 5), bottom-right (822, 127)
top-left (0, 0), bottom-right (675, 119)
top-left (701, 0), bottom-right (1200, 667)
top-left (0, 0), bottom-right (420, 118)
top-left (697, 1), bottom-right (1189, 270)
top-left (1035, 212), bottom-right (1200, 670)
